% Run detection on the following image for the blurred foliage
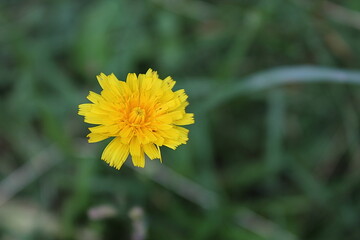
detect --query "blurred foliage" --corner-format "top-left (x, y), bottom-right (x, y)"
top-left (1, 0), bottom-right (360, 239)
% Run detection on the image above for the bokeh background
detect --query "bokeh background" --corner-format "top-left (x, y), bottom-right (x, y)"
top-left (1, 0), bottom-right (360, 239)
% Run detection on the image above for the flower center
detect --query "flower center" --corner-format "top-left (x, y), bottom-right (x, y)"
top-left (129, 107), bottom-right (146, 125)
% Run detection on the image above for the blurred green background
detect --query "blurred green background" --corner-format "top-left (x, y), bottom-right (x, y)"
top-left (1, 0), bottom-right (360, 239)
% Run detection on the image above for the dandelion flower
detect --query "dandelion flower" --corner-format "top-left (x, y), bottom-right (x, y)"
top-left (78, 69), bottom-right (194, 169)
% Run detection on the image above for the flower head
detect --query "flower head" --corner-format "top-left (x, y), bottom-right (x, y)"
top-left (78, 69), bottom-right (194, 169)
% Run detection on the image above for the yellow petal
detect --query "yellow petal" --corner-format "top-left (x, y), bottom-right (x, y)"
top-left (87, 91), bottom-right (103, 103)
top-left (131, 152), bottom-right (145, 168)
top-left (78, 103), bottom-right (92, 116)
top-left (87, 132), bottom-right (109, 143)
top-left (101, 138), bottom-right (129, 169)
top-left (165, 110), bottom-right (184, 121)
top-left (143, 143), bottom-right (160, 160)
top-left (146, 68), bottom-right (157, 78)
top-left (163, 139), bottom-right (179, 150)
top-left (126, 73), bottom-right (139, 92)
top-left (174, 113), bottom-right (194, 125)
top-left (89, 124), bottom-right (119, 136)
top-left (163, 76), bottom-right (176, 89)
top-left (129, 137), bottom-right (141, 156)
top-left (119, 126), bottom-right (134, 140)
top-left (174, 126), bottom-right (189, 142)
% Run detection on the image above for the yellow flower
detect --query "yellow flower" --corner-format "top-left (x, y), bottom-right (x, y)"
top-left (78, 69), bottom-right (194, 169)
